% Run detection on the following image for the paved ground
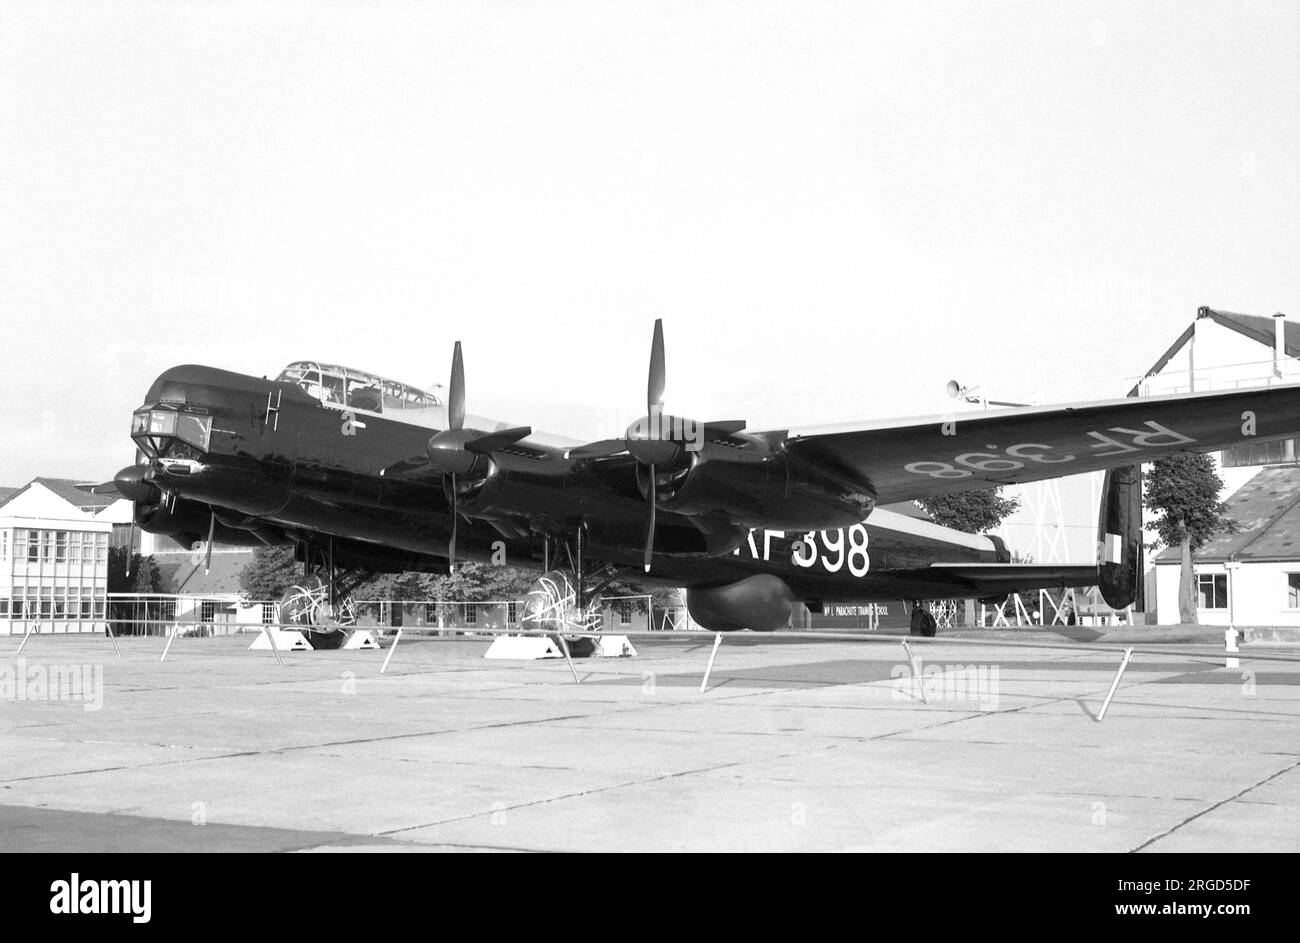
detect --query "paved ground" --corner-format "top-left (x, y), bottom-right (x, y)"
top-left (1, 631), bottom-right (1297, 852)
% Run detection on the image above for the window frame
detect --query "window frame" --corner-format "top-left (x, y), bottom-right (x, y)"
top-left (1196, 572), bottom-right (1229, 610)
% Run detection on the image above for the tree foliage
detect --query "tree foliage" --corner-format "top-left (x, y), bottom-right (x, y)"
top-left (1144, 453), bottom-right (1237, 625)
top-left (1143, 453), bottom-right (1237, 551)
top-left (238, 544), bottom-right (301, 601)
top-left (107, 547), bottom-right (162, 594)
top-left (917, 488), bottom-right (1021, 534)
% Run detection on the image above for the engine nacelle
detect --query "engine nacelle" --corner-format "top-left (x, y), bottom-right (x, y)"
top-left (644, 449), bottom-right (874, 532)
top-left (136, 496), bottom-right (266, 547)
top-left (686, 575), bottom-right (796, 632)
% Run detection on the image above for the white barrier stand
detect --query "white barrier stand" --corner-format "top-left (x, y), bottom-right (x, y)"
top-left (249, 628), bottom-right (312, 652)
top-left (484, 636), bottom-right (563, 660)
top-left (342, 630), bottom-right (379, 650)
top-left (1225, 628), bottom-right (1240, 669)
top-left (593, 635), bottom-right (636, 658)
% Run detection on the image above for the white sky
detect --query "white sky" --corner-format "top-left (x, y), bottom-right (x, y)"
top-left (1, 0), bottom-right (1297, 485)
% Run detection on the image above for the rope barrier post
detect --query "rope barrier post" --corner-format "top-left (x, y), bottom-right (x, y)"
top-left (16, 621), bottom-right (35, 655)
top-left (263, 623), bottom-right (283, 667)
top-left (555, 632), bottom-right (581, 685)
top-left (1096, 647), bottom-right (1134, 723)
top-left (380, 627), bottom-right (403, 674)
top-left (160, 623), bottom-right (179, 662)
top-left (700, 633), bottom-right (723, 693)
top-left (902, 640), bottom-right (929, 704)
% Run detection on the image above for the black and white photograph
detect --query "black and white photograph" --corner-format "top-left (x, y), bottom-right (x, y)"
top-left (1, 0), bottom-right (1296, 895)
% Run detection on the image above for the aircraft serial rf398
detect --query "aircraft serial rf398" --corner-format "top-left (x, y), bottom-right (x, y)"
top-left (81, 321), bottom-right (1300, 639)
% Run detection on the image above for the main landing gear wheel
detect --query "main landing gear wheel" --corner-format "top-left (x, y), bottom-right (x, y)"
top-left (522, 570), bottom-right (602, 658)
top-left (278, 575), bottom-right (358, 649)
top-left (909, 601), bottom-right (937, 638)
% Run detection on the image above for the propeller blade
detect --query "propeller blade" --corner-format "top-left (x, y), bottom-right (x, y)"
top-left (647, 318), bottom-right (665, 412)
top-left (464, 426), bottom-right (532, 454)
top-left (448, 341), bottom-right (465, 432)
top-left (448, 474), bottom-right (458, 573)
top-left (643, 464), bottom-right (657, 573)
top-left (76, 480), bottom-right (121, 497)
top-left (126, 520), bottom-right (137, 579)
top-left (701, 419), bottom-right (748, 438)
top-left (564, 439), bottom-right (629, 461)
top-left (204, 512), bottom-right (215, 574)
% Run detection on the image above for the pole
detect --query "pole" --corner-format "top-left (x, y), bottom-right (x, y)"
top-left (263, 623), bottom-right (283, 667)
top-left (380, 627), bottom-right (403, 674)
top-left (1096, 647), bottom-right (1134, 722)
top-left (700, 633), bottom-right (723, 693)
top-left (160, 623), bottom-right (178, 662)
top-left (555, 632), bottom-right (581, 685)
top-left (902, 640), bottom-right (929, 704)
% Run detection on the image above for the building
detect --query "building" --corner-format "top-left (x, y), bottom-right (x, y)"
top-left (1153, 466), bottom-right (1300, 626)
top-left (1135, 306), bottom-right (1300, 624)
top-left (0, 478), bottom-right (114, 635)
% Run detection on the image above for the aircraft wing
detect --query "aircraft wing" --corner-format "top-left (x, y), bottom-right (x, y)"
top-left (771, 383), bottom-right (1300, 504)
top-left (924, 563), bottom-right (1101, 596)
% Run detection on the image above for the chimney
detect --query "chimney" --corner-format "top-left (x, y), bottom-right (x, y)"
top-left (1275, 312), bottom-right (1286, 377)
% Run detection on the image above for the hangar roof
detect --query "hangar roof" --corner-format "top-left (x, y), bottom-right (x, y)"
top-left (1155, 465), bottom-right (1300, 564)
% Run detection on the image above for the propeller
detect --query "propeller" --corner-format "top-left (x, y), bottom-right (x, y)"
top-left (564, 320), bottom-right (759, 572)
top-left (204, 511), bottom-right (215, 574)
top-left (421, 342), bottom-right (532, 571)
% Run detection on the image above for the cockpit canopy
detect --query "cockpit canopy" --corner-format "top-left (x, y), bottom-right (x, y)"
top-left (277, 361), bottom-right (443, 415)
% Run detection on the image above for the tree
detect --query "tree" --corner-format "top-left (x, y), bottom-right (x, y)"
top-left (917, 488), bottom-right (1021, 534)
top-left (107, 547), bottom-right (162, 594)
top-left (238, 544), bottom-right (301, 602)
top-left (1144, 453), bottom-right (1237, 624)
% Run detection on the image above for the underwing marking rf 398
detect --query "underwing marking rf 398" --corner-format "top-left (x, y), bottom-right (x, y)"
top-left (904, 421), bottom-right (1196, 479)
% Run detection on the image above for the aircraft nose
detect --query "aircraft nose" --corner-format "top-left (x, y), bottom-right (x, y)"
top-left (114, 464), bottom-right (159, 504)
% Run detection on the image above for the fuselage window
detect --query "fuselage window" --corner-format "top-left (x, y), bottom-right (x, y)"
top-left (346, 379), bottom-right (383, 413)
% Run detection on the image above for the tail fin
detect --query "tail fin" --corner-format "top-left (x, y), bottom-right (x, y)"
top-left (1097, 465), bottom-right (1143, 609)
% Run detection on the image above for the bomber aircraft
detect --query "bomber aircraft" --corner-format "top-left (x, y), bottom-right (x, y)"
top-left (80, 321), bottom-right (1300, 640)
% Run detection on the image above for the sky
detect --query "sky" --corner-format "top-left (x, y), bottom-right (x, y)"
top-left (1, 0), bottom-right (1297, 486)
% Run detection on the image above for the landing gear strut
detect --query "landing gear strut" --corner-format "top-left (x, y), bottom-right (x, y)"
top-left (526, 526), bottom-right (626, 658)
top-left (281, 538), bottom-right (362, 644)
